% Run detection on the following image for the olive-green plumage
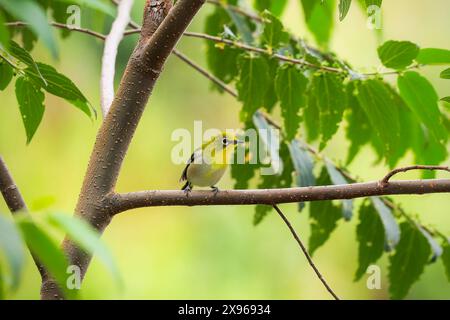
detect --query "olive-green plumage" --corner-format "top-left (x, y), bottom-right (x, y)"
top-left (180, 132), bottom-right (240, 193)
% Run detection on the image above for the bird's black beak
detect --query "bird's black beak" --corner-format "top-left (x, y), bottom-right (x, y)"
top-left (234, 139), bottom-right (244, 145)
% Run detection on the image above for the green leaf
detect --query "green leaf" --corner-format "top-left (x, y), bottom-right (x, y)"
top-left (204, 8), bottom-right (239, 86)
top-left (304, 88), bottom-right (320, 142)
top-left (238, 55), bottom-right (270, 121)
top-left (338, 0), bottom-right (352, 21)
top-left (440, 68), bottom-right (450, 79)
top-left (388, 222), bottom-right (431, 299)
top-left (26, 63), bottom-right (94, 118)
top-left (441, 97), bottom-right (450, 104)
top-left (46, 213), bottom-right (122, 288)
top-left (370, 197), bottom-right (400, 250)
top-left (0, 214), bottom-right (26, 291)
top-left (355, 79), bottom-right (400, 156)
top-left (254, 0), bottom-right (289, 17)
top-left (8, 41), bottom-right (46, 85)
top-left (416, 48), bottom-right (450, 65)
top-left (325, 161), bottom-right (353, 220)
top-left (226, 8), bottom-right (254, 44)
top-left (16, 217), bottom-right (76, 299)
top-left (275, 65), bottom-right (308, 140)
top-left (0, 11), bottom-right (10, 49)
top-left (309, 72), bottom-right (347, 150)
top-left (56, 0), bottom-right (115, 16)
top-left (364, 0), bottom-right (382, 7)
top-left (398, 71), bottom-right (447, 143)
top-left (300, 0), bottom-right (335, 47)
top-left (345, 82), bottom-right (371, 164)
top-left (262, 11), bottom-right (289, 49)
top-left (0, 61), bottom-right (14, 90)
top-left (308, 167), bottom-right (341, 255)
top-left (377, 40), bottom-right (419, 70)
top-left (0, 0), bottom-right (58, 58)
top-left (418, 227), bottom-right (443, 263)
top-left (354, 201), bottom-right (385, 281)
top-left (15, 76), bottom-right (45, 143)
top-left (442, 241), bottom-right (450, 282)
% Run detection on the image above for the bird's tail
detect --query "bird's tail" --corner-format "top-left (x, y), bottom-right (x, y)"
top-left (181, 181), bottom-right (191, 191)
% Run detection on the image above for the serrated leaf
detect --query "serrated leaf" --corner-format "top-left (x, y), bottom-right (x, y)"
top-left (418, 227), bottom-right (443, 263)
top-left (354, 201), bottom-right (385, 281)
top-left (0, 61), bottom-right (14, 90)
top-left (325, 161), bottom-right (353, 220)
top-left (339, 0), bottom-right (352, 21)
top-left (56, 0), bottom-right (115, 16)
top-left (46, 213), bottom-right (122, 288)
top-left (355, 79), bottom-right (400, 156)
top-left (205, 8), bottom-right (239, 86)
top-left (388, 222), bottom-right (431, 299)
top-left (226, 8), bottom-right (254, 44)
top-left (442, 241), bottom-right (450, 282)
top-left (310, 72), bottom-right (347, 150)
top-left (26, 63), bottom-right (94, 118)
top-left (0, 214), bottom-right (26, 291)
top-left (15, 76), bottom-right (45, 143)
top-left (262, 11), bottom-right (289, 49)
top-left (0, 0), bottom-right (58, 57)
top-left (377, 40), bottom-right (419, 70)
top-left (440, 68), bottom-right (450, 79)
top-left (345, 81), bottom-right (370, 164)
top-left (262, 58), bottom-right (279, 112)
top-left (300, 0), bottom-right (335, 47)
top-left (8, 41), bottom-right (46, 85)
top-left (304, 89), bottom-right (320, 142)
top-left (16, 217), bottom-right (76, 299)
top-left (275, 65), bottom-right (308, 140)
top-left (308, 167), bottom-right (341, 255)
top-left (370, 197), bottom-right (400, 250)
top-left (416, 48), bottom-right (450, 65)
top-left (238, 55), bottom-right (270, 121)
top-left (398, 71), bottom-right (447, 143)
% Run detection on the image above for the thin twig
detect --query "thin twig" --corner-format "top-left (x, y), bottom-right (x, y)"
top-left (206, 0), bottom-right (263, 22)
top-left (172, 49), bottom-right (238, 97)
top-left (381, 165), bottom-right (450, 186)
top-left (101, 0), bottom-right (134, 116)
top-left (272, 204), bottom-right (340, 300)
top-left (5, 21), bottom-right (107, 40)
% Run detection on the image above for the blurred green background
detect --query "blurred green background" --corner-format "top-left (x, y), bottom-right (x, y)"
top-left (1, 0), bottom-right (449, 299)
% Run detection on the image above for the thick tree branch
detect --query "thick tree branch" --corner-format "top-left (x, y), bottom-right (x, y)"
top-left (0, 156), bottom-right (46, 278)
top-left (109, 179), bottom-right (450, 214)
top-left (40, 0), bottom-right (205, 300)
top-left (101, 0), bottom-right (134, 116)
top-left (272, 205), bottom-right (339, 300)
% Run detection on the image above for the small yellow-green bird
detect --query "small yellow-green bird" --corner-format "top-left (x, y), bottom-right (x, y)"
top-left (180, 132), bottom-right (242, 193)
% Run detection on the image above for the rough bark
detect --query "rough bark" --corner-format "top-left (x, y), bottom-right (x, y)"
top-left (40, 0), bottom-right (205, 299)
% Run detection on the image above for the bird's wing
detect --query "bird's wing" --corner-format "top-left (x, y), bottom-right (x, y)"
top-left (179, 149), bottom-right (201, 182)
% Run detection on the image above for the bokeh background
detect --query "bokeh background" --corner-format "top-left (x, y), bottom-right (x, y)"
top-left (1, 0), bottom-right (449, 299)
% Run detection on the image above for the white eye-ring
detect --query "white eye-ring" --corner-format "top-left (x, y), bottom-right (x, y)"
top-left (222, 138), bottom-right (228, 145)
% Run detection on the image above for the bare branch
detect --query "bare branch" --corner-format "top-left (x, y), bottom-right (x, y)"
top-left (5, 21), bottom-right (106, 40)
top-left (381, 165), bottom-right (450, 186)
top-left (101, 0), bottom-right (135, 116)
top-left (109, 179), bottom-right (450, 214)
top-left (172, 49), bottom-right (238, 97)
top-left (272, 205), bottom-right (339, 300)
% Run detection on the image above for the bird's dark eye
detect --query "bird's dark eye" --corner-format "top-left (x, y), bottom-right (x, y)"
top-left (222, 138), bottom-right (228, 145)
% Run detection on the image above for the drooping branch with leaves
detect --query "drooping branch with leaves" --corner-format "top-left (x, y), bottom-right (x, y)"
top-left (0, 0), bottom-right (450, 300)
